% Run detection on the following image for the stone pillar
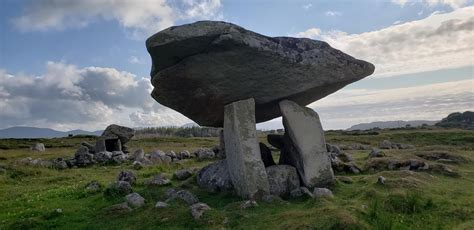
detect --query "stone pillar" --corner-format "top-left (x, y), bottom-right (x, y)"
top-left (279, 100), bottom-right (334, 187)
top-left (224, 98), bottom-right (270, 199)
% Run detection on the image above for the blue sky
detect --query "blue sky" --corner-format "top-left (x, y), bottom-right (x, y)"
top-left (0, 0), bottom-right (473, 131)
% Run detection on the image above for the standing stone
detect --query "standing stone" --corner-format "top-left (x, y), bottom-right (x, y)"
top-left (30, 143), bottom-right (45, 152)
top-left (224, 98), bottom-right (270, 199)
top-left (279, 100), bottom-right (334, 187)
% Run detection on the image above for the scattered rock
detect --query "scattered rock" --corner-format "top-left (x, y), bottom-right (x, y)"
top-left (290, 187), bottom-right (314, 199)
top-left (85, 181), bottom-right (102, 193)
top-left (380, 140), bottom-right (414, 150)
top-left (117, 170), bottom-right (136, 185)
top-left (165, 188), bottom-right (176, 198)
top-left (240, 200), bottom-right (258, 209)
top-left (155, 201), bottom-right (168, 208)
top-left (190, 203), bottom-right (211, 220)
top-left (266, 165), bottom-right (300, 198)
top-left (177, 150), bottom-right (192, 159)
top-left (377, 176), bottom-right (385, 185)
top-left (30, 143), bottom-right (45, 152)
top-left (379, 140), bottom-right (393, 149)
top-left (132, 161), bottom-right (144, 170)
top-left (126, 192), bottom-right (145, 208)
top-left (74, 146), bottom-right (95, 166)
top-left (174, 169), bottom-right (193, 180)
top-left (197, 160), bottom-right (234, 192)
top-left (167, 190), bottom-right (199, 205)
top-left (312, 188), bottom-right (334, 199)
top-left (193, 148), bottom-right (215, 160)
top-left (429, 164), bottom-right (459, 177)
top-left (166, 151), bottom-right (177, 159)
top-left (416, 151), bottom-right (467, 164)
top-left (368, 148), bottom-right (385, 158)
top-left (105, 202), bottom-right (132, 214)
top-left (94, 151), bottom-right (113, 163)
top-left (145, 174), bottom-right (171, 186)
top-left (131, 149), bottom-right (145, 161)
top-left (52, 158), bottom-right (68, 170)
top-left (104, 181), bottom-right (132, 197)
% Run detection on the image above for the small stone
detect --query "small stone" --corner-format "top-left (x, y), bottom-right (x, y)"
top-left (104, 181), bottom-right (132, 197)
top-left (193, 148), bottom-right (215, 160)
top-left (145, 174), bottom-right (171, 186)
top-left (177, 150), bottom-right (192, 159)
top-left (377, 176), bottom-right (386, 185)
top-left (312, 188), bottom-right (334, 198)
top-left (117, 170), bottom-right (136, 185)
top-left (131, 149), bottom-right (145, 161)
top-left (95, 151), bottom-right (113, 163)
top-left (379, 140), bottom-right (392, 149)
top-left (174, 169), bottom-right (193, 180)
top-left (30, 143), bottom-right (45, 152)
top-left (301, 187), bottom-right (314, 198)
top-left (132, 161), bottom-right (144, 170)
top-left (368, 148), bottom-right (385, 158)
top-left (126, 192), bottom-right (145, 208)
top-left (166, 151), bottom-right (177, 159)
top-left (190, 203), bottom-right (211, 220)
top-left (155, 201), bottom-right (168, 208)
top-left (85, 181), bottom-right (102, 193)
top-left (167, 190), bottom-right (199, 205)
top-left (240, 200), bottom-right (258, 209)
top-left (165, 188), bottom-right (176, 198)
top-left (52, 158), bottom-right (68, 170)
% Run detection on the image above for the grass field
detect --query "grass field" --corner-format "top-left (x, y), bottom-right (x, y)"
top-left (0, 128), bottom-right (473, 229)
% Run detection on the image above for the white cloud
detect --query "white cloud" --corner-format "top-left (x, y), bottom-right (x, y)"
top-left (393, 20), bottom-right (403, 24)
top-left (325, 11), bottom-right (342, 16)
top-left (302, 4), bottom-right (313, 10)
top-left (129, 56), bottom-right (142, 64)
top-left (391, 0), bottom-right (468, 9)
top-left (13, 0), bottom-right (223, 38)
top-left (259, 79), bottom-right (474, 130)
top-left (295, 7), bottom-right (474, 78)
top-left (0, 62), bottom-right (190, 130)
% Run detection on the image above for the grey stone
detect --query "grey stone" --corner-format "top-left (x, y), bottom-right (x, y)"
top-left (126, 192), bottom-right (145, 208)
top-left (177, 150), bottom-right (192, 159)
top-left (155, 201), bottom-right (168, 208)
top-left (30, 143), bottom-right (45, 152)
top-left (167, 190), bottom-right (199, 205)
top-left (368, 148), bottom-right (385, 158)
top-left (117, 170), bottom-right (136, 185)
top-left (131, 149), bottom-right (145, 161)
top-left (174, 169), bottom-right (193, 180)
top-left (377, 176), bottom-right (385, 185)
top-left (146, 21), bottom-right (374, 127)
top-left (111, 151), bottom-right (127, 164)
top-left (95, 151), bottom-right (112, 163)
top-left (289, 187), bottom-right (314, 199)
top-left (196, 160), bottom-right (234, 192)
top-left (190, 203), bottom-right (211, 220)
top-left (312, 188), bottom-right (334, 198)
top-left (166, 151), bottom-right (177, 159)
top-left (85, 181), bottom-right (102, 193)
top-left (74, 146), bottom-right (94, 166)
top-left (259, 142), bottom-right (275, 167)
top-left (193, 148), bottom-right (215, 160)
top-left (145, 174), bottom-right (171, 186)
top-left (101, 124), bottom-right (135, 145)
top-left (132, 161), bottom-right (144, 170)
top-left (52, 158), bottom-right (68, 170)
top-left (224, 98), bottom-right (270, 199)
top-left (326, 144), bottom-right (342, 155)
top-left (380, 140), bottom-right (393, 149)
top-left (266, 165), bottom-right (300, 198)
top-left (81, 141), bottom-right (96, 153)
top-left (279, 100), bottom-right (334, 187)
top-left (105, 181), bottom-right (132, 197)
top-left (240, 200), bottom-right (258, 209)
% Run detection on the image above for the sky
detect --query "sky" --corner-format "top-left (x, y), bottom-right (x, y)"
top-left (0, 0), bottom-right (473, 131)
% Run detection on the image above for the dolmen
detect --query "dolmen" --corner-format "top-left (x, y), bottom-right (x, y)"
top-left (146, 21), bottom-right (374, 199)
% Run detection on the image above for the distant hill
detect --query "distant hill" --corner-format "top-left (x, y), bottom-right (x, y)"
top-left (436, 111), bottom-right (474, 129)
top-left (348, 120), bottom-right (438, 131)
top-left (0, 127), bottom-right (102, 138)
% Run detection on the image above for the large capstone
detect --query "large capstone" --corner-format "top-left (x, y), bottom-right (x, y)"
top-left (279, 100), bottom-right (334, 187)
top-left (146, 21), bottom-right (375, 127)
top-left (101, 124), bottom-right (135, 145)
top-left (224, 98), bottom-right (270, 199)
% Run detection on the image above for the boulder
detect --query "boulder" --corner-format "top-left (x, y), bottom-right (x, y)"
top-left (193, 148), bottom-right (215, 160)
top-left (167, 190), bottom-right (199, 205)
top-left (30, 143), bottom-right (45, 152)
top-left (312, 188), bottom-right (334, 198)
top-left (145, 174), bottom-right (171, 186)
top-left (105, 181), bottom-right (132, 197)
top-left (377, 176), bottom-right (386, 185)
top-left (85, 181), bottom-right (102, 193)
top-left (81, 141), bottom-right (96, 153)
top-left (117, 170), bottom-right (136, 185)
top-left (174, 169), bottom-right (193, 180)
top-left (155, 201), bottom-right (168, 208)
top-left (131, 149), bottom-right (145, 161)
top-left (266, 165), bottom-right (300, 198)
top-left (224, 98), bottom-right (270, 199)
top-left (259, 142), bottom-right (276, 167)
top-left (146, 21), bottom-right (374, 127)
top-left (101, 124), bottom-right (135, 145)
top-left (177, 150), bottom-right (192, 159)
top-left (279, 100), bottom-right (334, 187)
top-left (52, 158), bottom-right (68, 170)
top-left (95, 151), bottom-right (113, 163)
top-left (74, 146), bottom-right (94, 166)
top-left (190, 203), bottom-right (211, 220)
top-left (126, 192), bottom-right (145, 208)
top-left (368, 148), bottom-right (385, 158)
top-left (196, 160), bottom-right (234, 192)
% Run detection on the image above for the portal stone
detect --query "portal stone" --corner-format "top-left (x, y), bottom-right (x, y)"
top-left (224, 98), bottom-right (270, 199)
top-left (279, 100), bottom-right (334, 187)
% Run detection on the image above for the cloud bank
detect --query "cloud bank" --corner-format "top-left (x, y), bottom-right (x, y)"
top-left (14, 0), bottom-right (222, 37)
top-left (0, 62), bottom-right (191, 131)
top-left (296, 7), bottom-right (474, 78)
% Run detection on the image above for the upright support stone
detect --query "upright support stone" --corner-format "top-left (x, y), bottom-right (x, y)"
top-left (279, 100), bottom-right (334, 187)
top-left (224, 98), bottom-right (270, 199)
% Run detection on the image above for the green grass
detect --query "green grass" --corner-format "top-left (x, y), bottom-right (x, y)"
top-left (0, 128), bottom-right (473, 229)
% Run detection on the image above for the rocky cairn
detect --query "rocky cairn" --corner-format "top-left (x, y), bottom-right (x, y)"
top-left (147, 21), bottom-right (374, 199)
